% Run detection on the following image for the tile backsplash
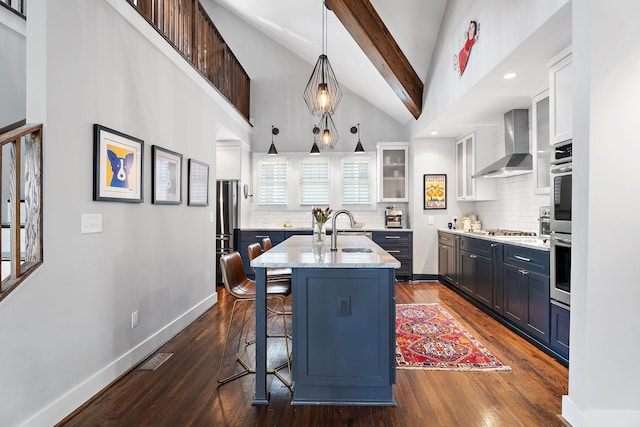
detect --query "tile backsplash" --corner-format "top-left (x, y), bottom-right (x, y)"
top-left (473, 174), bottom-right (549, 232)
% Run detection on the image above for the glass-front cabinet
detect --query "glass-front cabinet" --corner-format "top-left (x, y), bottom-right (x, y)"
top-left (532, 90), bottom-right (551, 194)
top-left (455, 128), bottom-right (496, 201)
top-left (377, 142), bottom-right (408, 202)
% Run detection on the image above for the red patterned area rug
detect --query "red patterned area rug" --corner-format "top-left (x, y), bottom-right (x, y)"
top-left (396, 303), bottom-right (511, 371)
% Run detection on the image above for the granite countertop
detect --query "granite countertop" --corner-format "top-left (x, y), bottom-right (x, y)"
top-left (250, 235), bottom-right (401, 269)
top-left (438, 228), bottom-right (550, 251)
top-left (241, 226), bottom-right (413, 232)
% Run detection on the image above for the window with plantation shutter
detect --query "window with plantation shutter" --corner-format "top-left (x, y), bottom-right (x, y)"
top-left (342, 158), bottom-right (371, 204)
top-left (259, 159), bottom-right (288, 205)
top-left (300, 158), bottom-right (329, 205)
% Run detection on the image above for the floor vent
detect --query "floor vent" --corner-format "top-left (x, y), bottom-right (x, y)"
top-left (139, 352), bottom-right (173, 371)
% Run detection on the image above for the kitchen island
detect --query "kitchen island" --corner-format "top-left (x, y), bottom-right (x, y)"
top-left (250, 235), bottom-right (400, 406)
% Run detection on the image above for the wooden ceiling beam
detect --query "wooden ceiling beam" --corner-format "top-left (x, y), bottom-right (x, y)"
top-left (325, 0), bottom-right (423, 119)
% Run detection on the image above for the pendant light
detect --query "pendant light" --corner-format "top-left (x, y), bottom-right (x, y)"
top-left (303, 2), bottom-right (342, 116)
top-left (267, 126), bottom-right (279, 155)
top-left (317, 113), bottom-right (338, 150)
top-left (351, 123), bottom-right (365, 153)
top-left (310, 126), bottom-right (321, 155)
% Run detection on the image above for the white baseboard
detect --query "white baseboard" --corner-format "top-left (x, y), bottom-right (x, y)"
top-left (563, 395), bottom-right (640, 427)
top-left (21, 292), bottom-right (217, 427)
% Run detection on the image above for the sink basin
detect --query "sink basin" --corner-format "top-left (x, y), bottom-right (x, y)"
top-left (341, 247), bottom-right (373, 253)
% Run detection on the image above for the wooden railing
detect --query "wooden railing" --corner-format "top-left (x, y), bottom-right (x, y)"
top-left (128, 0), bottom-right (250, 122)
top-left (0, 0), bottom-right (25, 17)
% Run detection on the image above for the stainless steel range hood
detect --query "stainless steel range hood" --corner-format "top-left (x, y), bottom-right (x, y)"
top-left (472, 109), bottom-right (532, 178)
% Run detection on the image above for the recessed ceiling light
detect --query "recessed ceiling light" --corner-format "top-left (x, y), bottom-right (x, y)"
top-left (430, 131), bottom-right (438, 135)
top-left (503, 72), bottom-right (517, 80)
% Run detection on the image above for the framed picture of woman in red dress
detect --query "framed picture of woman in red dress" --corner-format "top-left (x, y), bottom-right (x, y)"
top-left (453, 20), bottom-right (479, 77)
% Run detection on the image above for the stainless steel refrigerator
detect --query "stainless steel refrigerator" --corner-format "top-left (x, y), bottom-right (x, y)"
top-left (216, 180), bottom-right (239, 285)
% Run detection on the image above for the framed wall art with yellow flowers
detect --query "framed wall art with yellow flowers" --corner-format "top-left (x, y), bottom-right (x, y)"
top-left (424, 174), bottom-right (447, 210)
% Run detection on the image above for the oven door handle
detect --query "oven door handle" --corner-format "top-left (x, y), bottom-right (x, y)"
top-left (551, 236), bottom-right (572, 245)
top-left (551, 165), bottom-right (572, 174)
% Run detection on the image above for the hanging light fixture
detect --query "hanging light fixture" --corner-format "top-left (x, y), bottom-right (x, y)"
top-left (268, 126), bottom-right (279, 155)
top-left (351, 123), bottom-right (365, 153)
top-left (303, 2), bottom-right (342, 116)
top-left (317, 113), bottom-right (338, 150)
top-left (310, 126), bottom-right (321, 155)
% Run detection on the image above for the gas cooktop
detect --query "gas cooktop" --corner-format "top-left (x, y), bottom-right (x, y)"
top-left (473, 229), bottom-right (537, 237)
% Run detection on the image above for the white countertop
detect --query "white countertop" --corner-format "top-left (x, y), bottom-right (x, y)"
top-left (439, 228), bottom-right (550, 251)
top-left (250, 235), bottom-right (401, 269)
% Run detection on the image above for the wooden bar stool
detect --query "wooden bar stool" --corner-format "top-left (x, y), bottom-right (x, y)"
top-left (217, 252), bottom-right (292, 387)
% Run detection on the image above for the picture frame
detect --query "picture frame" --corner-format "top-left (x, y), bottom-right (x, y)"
top-left (188, 159), bottom-right (209, 206)
top-left (424, 174), bottom-right (447, 210)
top-left (93, 124), bottom-right (144, 203)
top-left (151, 145), bottom-right (183, 205)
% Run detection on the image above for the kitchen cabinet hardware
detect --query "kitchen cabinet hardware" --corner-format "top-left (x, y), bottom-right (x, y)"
top-left (254, 235), bottom-right (270, 238)
top-left (386, 250), bottom-right (401, 254)
top-left (490, 243), bottom-right (497, 247)
top-left (469, 254), bottom-right (478, 259)
top-left (515, 255), bottom-right (532, 262)
top-left (385, 236), bottom-right (401, 239)
top-left (551, 236), bottom-right (571, 245)
top-left (519, 269), bottom-right (529, 275)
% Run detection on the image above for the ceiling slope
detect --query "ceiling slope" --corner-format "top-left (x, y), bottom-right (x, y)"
top-left (326, 0), bottom-right (423, 119)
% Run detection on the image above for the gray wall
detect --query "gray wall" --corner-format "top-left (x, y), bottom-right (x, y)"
top-left (0, 0), bottom-right (251, 425)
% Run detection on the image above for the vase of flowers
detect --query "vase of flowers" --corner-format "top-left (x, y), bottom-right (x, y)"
top-left (312, 207), bottom-right (332, 246)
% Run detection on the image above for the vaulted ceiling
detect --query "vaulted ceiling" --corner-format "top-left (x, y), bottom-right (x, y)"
top-left (211, 0), bottom-right (448, 125)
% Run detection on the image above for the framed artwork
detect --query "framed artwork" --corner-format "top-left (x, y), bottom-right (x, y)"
top-left (424, 174), bottom-right (447, 210)
top-left (188, 159), bottom-right (209, 206)
top-left (152, 145), bottom-right (183, 205)
top-left (93, 124), bottom-right (144, 203)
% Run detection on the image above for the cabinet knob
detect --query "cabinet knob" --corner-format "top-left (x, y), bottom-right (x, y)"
top-left (518, 269), bottom-right (529, 276)
top-left (469, 254), bottom-right (477, 259)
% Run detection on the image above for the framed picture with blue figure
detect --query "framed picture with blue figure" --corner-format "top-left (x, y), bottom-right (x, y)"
top-left (151, 145), bottom-right (182, 205)
top-left (93, 124), bottom-right (144, 203)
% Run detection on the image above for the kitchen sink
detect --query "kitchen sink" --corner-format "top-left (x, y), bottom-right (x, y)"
top-left (341, 247), bottom-right (373, 253)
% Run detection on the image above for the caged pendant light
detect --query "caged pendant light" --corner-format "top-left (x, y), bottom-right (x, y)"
top-left (351, 123), bottom-right (365, 153)
top-left (303, 2), bottom-right (342, 117)
top-left (317, 113), bottom-right (338, 150)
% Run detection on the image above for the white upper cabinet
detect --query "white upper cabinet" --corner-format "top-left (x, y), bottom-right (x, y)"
top-left (455, 128), bottom-right (496, 201)
top-left (216, 141), bottom-right (242, 180)
top-left (377, 142), bottom-right (409, 202)
top-left (549, 46), bottom-right (572, 146)
top-left (532, 90), bottom-right (551, 194)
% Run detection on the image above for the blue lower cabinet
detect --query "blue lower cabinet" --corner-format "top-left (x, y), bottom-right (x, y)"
top-left (372, 231), bottom-right (413, 280)
top-left (291, 268), bottom-right (396, 405)
top-left (236, 230), bottom-right (285, 277)
top-left (550, 303), bottom-right (570, 360)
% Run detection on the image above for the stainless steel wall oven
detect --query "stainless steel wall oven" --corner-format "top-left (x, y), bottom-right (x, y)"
top-left (549, 141), bottom-right (572, 309)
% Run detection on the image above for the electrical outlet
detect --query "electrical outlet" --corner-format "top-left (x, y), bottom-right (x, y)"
top-left (131, 311), bottom-right (139, 328)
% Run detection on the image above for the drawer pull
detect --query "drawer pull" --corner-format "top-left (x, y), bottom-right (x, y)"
top-left (469, 254), bottom-right (477, 259)
top-left (385, 236), bottom-right (401, 239)
top-left (518, 269), bottom-right (529, 276)
top-left (254, 235), bottom-right (270, 238)
top-left (387, 250), bottom-right (401, 254)
top-left (490, 243), bottom-right (497, 247)
top-left (514, 255), bottom-right (531, 262)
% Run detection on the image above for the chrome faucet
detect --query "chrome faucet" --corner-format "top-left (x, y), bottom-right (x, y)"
top-left (330, 209), bottom-right (356, 251)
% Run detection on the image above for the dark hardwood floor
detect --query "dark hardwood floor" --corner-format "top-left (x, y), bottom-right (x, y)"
top-left (59, 281), bottom-right (568, 426)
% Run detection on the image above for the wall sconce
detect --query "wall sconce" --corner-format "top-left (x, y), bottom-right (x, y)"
top-left (268, 126), bottom-right (279, 155)
top-left (310, 126), bottom-right (321, 155)
top-left (351, 123), bottom-right (365, 153)
top-left (243, 184), bottom-right (252, 199)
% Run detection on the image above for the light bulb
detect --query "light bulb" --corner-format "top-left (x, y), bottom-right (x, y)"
top-left (316, 83), bottom-right (331, 112)
top-left (322, 128), bottom-right (331, 147)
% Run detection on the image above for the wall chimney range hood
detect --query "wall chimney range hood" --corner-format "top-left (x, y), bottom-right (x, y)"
top-left (472, 109), bottom-right (532, 178)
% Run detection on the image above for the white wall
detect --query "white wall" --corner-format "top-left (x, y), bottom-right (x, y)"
top-left (563, 1), bottom-right (640, 425)
top-left (0, 0), bottom-right (252, 425)
top-left (0, 6), bottom-right (25, 127)
top-left (410, 138), bottom-right (460, 275)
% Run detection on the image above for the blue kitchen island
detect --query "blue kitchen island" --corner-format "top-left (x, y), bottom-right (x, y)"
top-left (250, 235), bottom-right (400, 406)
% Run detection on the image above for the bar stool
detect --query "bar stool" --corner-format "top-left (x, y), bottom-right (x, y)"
top-left (217, 252), bottom-right (292, 387)
top-left (247, 242), bottom-right (292, 282)
top-left (262, 237), bottom-right (273, 251)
